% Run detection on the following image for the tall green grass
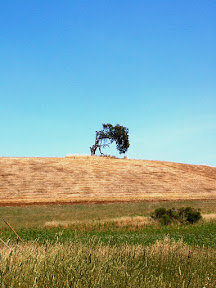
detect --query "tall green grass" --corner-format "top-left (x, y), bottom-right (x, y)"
top-left (0, 201), bottom-right (216, 287)
top-left (1, 220), bottom-right (216, 248)
top-left (0, 237), bottom-right (215, 288)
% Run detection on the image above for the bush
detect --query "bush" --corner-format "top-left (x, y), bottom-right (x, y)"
top-left (160, 215), bottom-right (172, 226)
top-left (185, 208), bottom-right (202, 223)
top-left (151, 207), bottom-right (202, 225)
top-left (153, 208), bottom-right (167, 218)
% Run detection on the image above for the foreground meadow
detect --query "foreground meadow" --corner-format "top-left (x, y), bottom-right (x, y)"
top-left (0, 201), bottom-right (216, 287)
top-left (0, 237), bottom-right (216, 288)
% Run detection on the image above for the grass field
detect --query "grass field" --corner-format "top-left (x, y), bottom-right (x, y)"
top-left (0, 237), bottom-right (216, 287)
top-left (0, 200), bottom-right (216, 287)
top-left (1, 199), bottom-right (216, 229)
top-left (0, 157), bottom-right (216, 287)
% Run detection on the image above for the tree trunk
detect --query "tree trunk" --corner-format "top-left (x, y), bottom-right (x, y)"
top-left (90, 145), bottom-right (97, 155)
top-left (90, 134), bottom-right (100, 155)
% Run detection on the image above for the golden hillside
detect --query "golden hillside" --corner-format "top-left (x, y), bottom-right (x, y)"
top-left (0, 156), bottom-right (216, 205)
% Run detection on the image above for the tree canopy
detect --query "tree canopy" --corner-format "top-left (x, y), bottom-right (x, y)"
top-left (90, 123), bottom-right (130, 156)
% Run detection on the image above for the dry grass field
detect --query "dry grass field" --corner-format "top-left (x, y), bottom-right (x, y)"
top-left (0, 156), bottom-right (216, 205)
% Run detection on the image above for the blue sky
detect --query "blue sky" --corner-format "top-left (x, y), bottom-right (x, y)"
top-left (0, 1), bottom-right (215, 166)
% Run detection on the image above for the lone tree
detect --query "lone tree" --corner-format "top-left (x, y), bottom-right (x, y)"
top-left (90, 123), bottom-right (130, 156)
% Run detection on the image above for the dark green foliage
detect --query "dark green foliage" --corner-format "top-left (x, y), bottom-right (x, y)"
top-left (160, 215), bottom-right (172, 225)
top-left (180, 207), bottom-right (202, 224)
top-left (90, 123), bottom-right (130, 155)
top-left (151, 207), bottom-right (202, 225)
top-left (153, 208), bottom-right (167, 218)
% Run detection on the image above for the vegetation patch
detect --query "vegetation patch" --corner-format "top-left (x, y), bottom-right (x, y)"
top-left (151, 207), bottom-right (202, 225)
top-left (0, 201), bottom-right (216, 287)
top-left (0, 237), bottom-right (215, 287)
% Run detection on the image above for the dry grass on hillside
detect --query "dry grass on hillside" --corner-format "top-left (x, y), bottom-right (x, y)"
top-left (0, 156), bottom-right (216, 205)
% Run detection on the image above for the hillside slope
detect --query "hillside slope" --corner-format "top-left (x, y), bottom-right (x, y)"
top-left (0, 156), bottom-right (216, 205)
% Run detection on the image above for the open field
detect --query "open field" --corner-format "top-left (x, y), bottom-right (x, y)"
top-left (1, 157), bottom-right (216, 287)
top-left (0, 200), bottom-right (216, 229)
top-left (0, 237), bottom-right (216, 287)
top-left (0, 156), bottom-right (216, 205)
top-left (0, 200), bottom-right (216, 248)
top-left (1, 218), bottom-right (216, 287)
top-left (0, 200), bottom-right (216, 287)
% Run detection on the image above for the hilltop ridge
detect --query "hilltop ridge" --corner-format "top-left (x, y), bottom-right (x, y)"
top-left (0, 156), bottom-right (216, 205)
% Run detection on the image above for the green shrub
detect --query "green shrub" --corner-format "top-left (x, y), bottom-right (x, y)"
top-left (153, 208), bottom-right (167, 219)
top-left (178, 207), bottom-right (202, 224)
top-left (166, 208), bottom-right (178, 219)
top-left (151, 207), bottom-right (202, 225)
top-left (160, 214), bottom-right (172, 225)
top-left (186, 209), bottom-right (202, 224)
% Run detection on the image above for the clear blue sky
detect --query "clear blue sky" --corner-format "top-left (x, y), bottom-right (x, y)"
top-left (0, 1), bottom-right (215, 166)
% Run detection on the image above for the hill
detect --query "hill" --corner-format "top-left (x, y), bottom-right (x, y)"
top-left (0, 156), bottom-right (216, 205)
